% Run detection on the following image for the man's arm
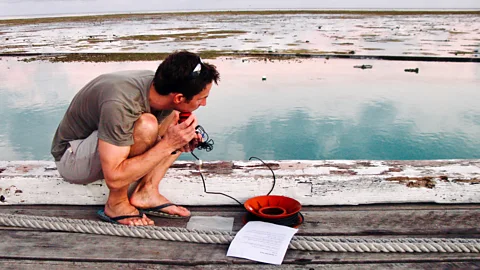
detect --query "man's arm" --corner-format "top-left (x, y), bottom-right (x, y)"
top-left (98, 115), bottom-right (197, 190)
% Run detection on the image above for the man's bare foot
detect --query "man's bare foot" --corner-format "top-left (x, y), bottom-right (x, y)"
top-left (105, 200), bottom-right (154, 226)
top-left (130, 184), bottom-right (191, 217)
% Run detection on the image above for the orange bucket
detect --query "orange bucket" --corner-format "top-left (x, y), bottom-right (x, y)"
top-left (244, 195), bottom-right (301, 219)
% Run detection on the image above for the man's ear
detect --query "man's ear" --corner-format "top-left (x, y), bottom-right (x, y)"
top-left (172, 93), bottom-right (185, 104)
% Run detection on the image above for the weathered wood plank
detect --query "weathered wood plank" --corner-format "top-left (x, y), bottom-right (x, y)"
top-left (0, 260), bottom-right (479, 270)
top-left (0, 230), bottom-right (479, 264)
top-left (1, 205), bottom-right (479, 267)
top-left (1, 205), bottom-right (479, 236)
top-left (1, 160), bottom-right (479, 205)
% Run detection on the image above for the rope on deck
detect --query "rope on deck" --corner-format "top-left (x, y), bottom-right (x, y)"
top-left (1, 213), bottom-right (479, 253)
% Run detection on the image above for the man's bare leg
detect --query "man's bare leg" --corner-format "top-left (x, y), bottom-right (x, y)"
top-left (104, 187), bottom-right (153, 226)
top-left (129, 151), bottom-right (190, 217)
top-left (103, 113), bottom-right (159, 226)
top-left (129, 112), bottom-right (190, 217)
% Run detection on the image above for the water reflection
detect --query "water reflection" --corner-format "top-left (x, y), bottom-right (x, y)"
top-left (222, 101), bottom-right (480, 160)
top-left (0, 57), bottom-right (479, 161)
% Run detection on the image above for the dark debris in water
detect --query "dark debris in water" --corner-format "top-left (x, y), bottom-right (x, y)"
top-left (354, 64), bottom-right (373, 69)
top-left (6, 51), bottom-right (480, 63)
top-left (405, 68), bottom-right (419, 73)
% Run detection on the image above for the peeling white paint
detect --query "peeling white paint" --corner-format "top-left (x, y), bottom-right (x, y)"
top-left (355, 167), bottom-right (390, 175)
top-left (1, 160), bottom-right (479, 206)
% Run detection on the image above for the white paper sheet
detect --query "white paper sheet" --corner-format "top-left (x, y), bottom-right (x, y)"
top-left (226, 221), bottom-right (298, 265)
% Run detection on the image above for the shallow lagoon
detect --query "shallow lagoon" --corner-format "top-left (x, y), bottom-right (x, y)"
top-left (0, 57), bottom-right (479, 161)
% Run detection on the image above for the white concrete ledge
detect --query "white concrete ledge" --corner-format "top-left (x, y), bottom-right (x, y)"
top-left (0, 160), bottom-right (479, 206)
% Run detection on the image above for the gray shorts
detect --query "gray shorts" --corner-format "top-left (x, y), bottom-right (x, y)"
top-left (55, 131), bottom-right (104, 184)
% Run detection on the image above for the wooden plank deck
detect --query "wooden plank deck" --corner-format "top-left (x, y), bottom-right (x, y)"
top-left (1, 204), bottom-right (479, 269)
top-left (1, 160), bottom-right (479, 268)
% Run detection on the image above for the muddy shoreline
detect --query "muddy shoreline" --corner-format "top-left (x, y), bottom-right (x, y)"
top-left (2, 52), bottom-right (479, 63)
top-left (1, 10), bottom-right (479, 60)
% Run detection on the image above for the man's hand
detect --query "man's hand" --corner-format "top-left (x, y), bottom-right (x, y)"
top-left (162, 112), bottom-right (198, 152)
top-left (180, 131), bottom-right (203, 153)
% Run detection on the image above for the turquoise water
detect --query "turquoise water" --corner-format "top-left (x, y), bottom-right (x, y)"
top-left (0, 57), bottom-right (479, 161)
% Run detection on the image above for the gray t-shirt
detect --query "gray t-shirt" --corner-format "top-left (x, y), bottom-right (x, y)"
top-left (51, 70), bottom-right (172, 161)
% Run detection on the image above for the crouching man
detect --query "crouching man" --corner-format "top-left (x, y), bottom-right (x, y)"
top-left (51, 51), bottom-right (220, 226)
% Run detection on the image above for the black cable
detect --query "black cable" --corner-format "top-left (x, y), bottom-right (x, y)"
top-left (190, 151), bottom-right (303, 227)
top-left (190, 151), bottom-right (200, 161)
top-left (190, 153), bottom-right (276, 205)
top-left (248, 156), bottom-right (276, 196)
top-left (189, 127), bottom-right (301, 227)
top-left (193, 152), bottom-right (243, 205)
top-left (191, 125), bottom-right (241, 203)
top-left (195, 125), bottom-right (214, 152)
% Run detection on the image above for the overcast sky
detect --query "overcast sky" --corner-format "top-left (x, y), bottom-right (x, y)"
top-left (1, 0), bottom-right (479, 17)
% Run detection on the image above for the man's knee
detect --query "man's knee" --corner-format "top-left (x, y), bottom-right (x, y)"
top-left (158, 111), bottom-right (177, 137)
top-left (134, 113), bottom-right (158, 137)
top-left (129, 113), bottom-right (159, 157)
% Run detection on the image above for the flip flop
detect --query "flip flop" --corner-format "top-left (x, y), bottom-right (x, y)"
top-left (140, 203), bottom-right (190, 219)
top-left (96, 209), bottom-right (145, 225)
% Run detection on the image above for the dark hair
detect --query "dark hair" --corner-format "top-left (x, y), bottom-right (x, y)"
top-left (153, 51), bottom-right (220, 101)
